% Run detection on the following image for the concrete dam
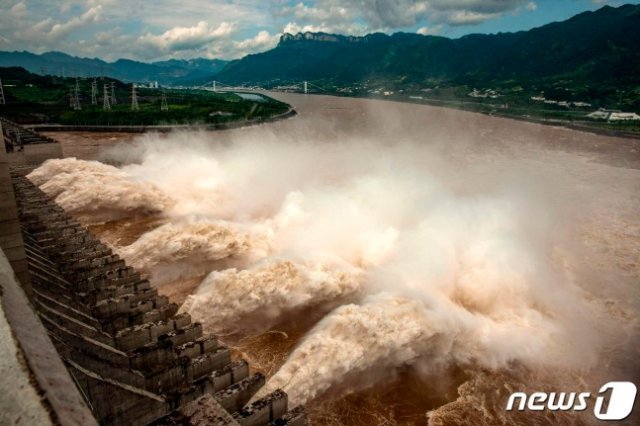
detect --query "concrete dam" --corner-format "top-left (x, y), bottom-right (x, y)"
top-left (0, 117), bottom-right (307, 426)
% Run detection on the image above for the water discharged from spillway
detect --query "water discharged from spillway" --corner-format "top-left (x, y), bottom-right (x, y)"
top-left (28, 110), bottom-right (639, 424)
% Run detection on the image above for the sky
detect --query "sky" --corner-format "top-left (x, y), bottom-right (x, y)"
top-left (0, 0), bottom-right (638, 62)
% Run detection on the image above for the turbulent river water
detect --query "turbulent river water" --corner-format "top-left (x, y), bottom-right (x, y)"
top-left (35, 93), bottom-right (640, 425)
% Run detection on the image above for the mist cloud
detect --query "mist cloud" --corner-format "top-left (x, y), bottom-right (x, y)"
top-left (29, 107), bottom-right (623, 412)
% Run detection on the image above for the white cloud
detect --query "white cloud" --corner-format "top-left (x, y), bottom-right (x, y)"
top-left (416, 25), bottom-right (443, 35)
top-left (9, 2), bottom-right (27, 17)
top-left (277, 1), bottom-right (368, 35)
top-left (0, 0), bottom-right (571, 61)
top-left (227, 30), bottom-right (280, 57)
top-left (286, 2), bottom-right (351, 22)
top-left (234, 30), bottom-right (278, 51)
top-left (47, 6), bottom-right (102, 39)
top-left (2, 3), bottom-right (103, 52)
top-left (447, 10), bottom-right (502, 26)
top-left (275, 0), bottom-right (530, 35)
top-left (282, 21), bottom-right (368, 36)
top-left (138, 21), bottom-right (236, 54)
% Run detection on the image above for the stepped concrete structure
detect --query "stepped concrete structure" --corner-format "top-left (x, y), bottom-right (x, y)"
top-left (0, 118), bottom-right (307, 426)
top-left (2, 117), bottom-right (63, 164)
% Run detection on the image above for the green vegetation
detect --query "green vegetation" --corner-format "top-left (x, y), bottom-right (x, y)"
top-left (216, 4), bottom-right (640, 134)
top-left (340, 83), bottom-right (640, 135)
top-left (219, 4), bottom-right (640, 112)
top-left (0, 67), bottom-right (289, 126)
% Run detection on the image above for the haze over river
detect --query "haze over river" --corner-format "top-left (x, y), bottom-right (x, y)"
top-left (37, 93), bottom-right (640, 425)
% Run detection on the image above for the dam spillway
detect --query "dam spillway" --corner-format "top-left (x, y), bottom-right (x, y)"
top-left (4, 90), bottom-right (639, 425)
top-left (0, 118), bottom-right (307, 425)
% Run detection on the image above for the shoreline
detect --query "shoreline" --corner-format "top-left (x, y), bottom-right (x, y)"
top-left (279, 91), bottom-right (640, 140)
top-left (369, 95), bottom-right (640, 140)
top-left (476, 110), bottom-right (640, 140)
top-left (27, 107), bottom-right (297, 133)
top-left (24, 88), bottom-right (640, 141)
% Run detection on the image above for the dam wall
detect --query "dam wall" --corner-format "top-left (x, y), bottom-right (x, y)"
top-left (0, 247), bottom-right (98, 426)
top-left (1, 118), bottom-right (307, 425)
top-left (0, 120), bottom-right (32, 291)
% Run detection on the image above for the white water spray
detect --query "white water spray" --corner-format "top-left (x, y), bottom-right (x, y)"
top-left (27, 102), bottom-right (636, 420)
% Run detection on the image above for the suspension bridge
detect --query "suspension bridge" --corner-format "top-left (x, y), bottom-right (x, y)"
top-left (196, 79), bottom-right (329, 94)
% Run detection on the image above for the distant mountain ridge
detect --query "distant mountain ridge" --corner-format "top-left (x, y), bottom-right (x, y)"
top-left (0, 51), bottom-right (227, 85)
top-left (1, 3), bottom-right (639, 110)
top-left (215, 4), bottom-right (640, 108)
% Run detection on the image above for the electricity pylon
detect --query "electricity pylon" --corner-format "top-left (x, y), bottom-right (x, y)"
top-left (131, 84), bottom-right (139, 111)
top-left (0, 77), bottom-right (5, 105)
top-left (110, 82), bottom-right (117, 105)
top-left (160, 90), bottom-right (168, 111)
top-left (72, 78), bottom-right (81, 110)
top-left (91, 79), bottom-right (97, 105)
top-left (103, 84), bottom-right (111, 111)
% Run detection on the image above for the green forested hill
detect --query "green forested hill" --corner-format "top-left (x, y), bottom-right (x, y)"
top-left (0, 51), bottom-right (227, 85)
top-left (216, 4), bottom-right (640, 110)
top-left (0, 67), bottom-right (289, 126)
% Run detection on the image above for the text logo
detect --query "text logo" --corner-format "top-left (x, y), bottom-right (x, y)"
top-left (506, 381), bottom-right (637, 421)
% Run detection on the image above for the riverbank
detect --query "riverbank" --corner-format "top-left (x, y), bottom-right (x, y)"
top-left (291, 91), bottom-right (640, 140)
top-left (28, 107), bottom-right (297, 133)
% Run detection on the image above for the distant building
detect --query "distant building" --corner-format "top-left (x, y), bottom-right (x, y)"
top-left (587, 108), bottom-right (640, 121)
top-left (572, 101), bottom-right (591, 107)
top-left (588, 108), bottom-right (619, 119)
top-left (609, 112), bottom-right (640, 121)
top-left (469, 88), bottom-right (500, 98)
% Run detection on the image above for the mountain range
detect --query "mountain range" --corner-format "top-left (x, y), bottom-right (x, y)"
top-left (0, 51), bottom-right (227, 85)
top-left (1, 4), bottom-right (639, 109)
top-left (215, 4), bottom-right (640, 108)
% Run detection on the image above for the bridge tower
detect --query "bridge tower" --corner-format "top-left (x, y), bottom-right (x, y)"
top-left (130, 84), bottom-right (139, 111)
top-left (304, 81), bottom-right (308, 94)
top-left (103, 84), bottom-right (111, 111)
top-left (213, 80), bottom-right (217, 92)
top-left (0, 77), bottom-right (5, 105)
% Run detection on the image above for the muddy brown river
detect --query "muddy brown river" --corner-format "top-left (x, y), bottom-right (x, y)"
top-left (38, 93), bottom-right (639, 425)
